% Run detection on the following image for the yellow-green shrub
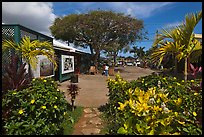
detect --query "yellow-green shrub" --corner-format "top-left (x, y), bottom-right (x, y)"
top-left (117, 87), bottom-right (181, 135)
top-left (104, 73), bottom-right (202, 135)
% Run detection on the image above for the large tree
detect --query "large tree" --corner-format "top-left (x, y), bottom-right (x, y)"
top-left (50, 10), bottom-right (144, 69)
top-left (102, 39), bottom-right (132, 67)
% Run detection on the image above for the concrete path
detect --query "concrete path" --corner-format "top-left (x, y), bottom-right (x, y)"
top-left (58, 66), bottom-right (155, 108)
top-left (58, 73), bottom-right (110, 107)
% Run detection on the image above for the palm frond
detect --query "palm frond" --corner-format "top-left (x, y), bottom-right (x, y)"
top-left (2, 39), bottom-right (20, 51)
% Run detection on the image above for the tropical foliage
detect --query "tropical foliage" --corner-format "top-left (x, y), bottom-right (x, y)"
top-left (129, 46), bottom-right (150, 68)
top-left (2, 36), bottom-right (57, 80)
top-left (102, 73), bottom-right (202, 135)
top-left (2, 77), bottom-right (74, 135)
top-left (130, 46), bottom-right (145, 60)
top-left (151, 10), bottom-right (202, 80)
top-left (2, 54), bottom-right (29, 92)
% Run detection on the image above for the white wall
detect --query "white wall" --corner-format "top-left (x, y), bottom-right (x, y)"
top-left (23, 55), bottom-right (54, 78)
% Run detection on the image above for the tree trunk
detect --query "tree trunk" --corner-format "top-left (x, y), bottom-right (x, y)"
top-left (184, 57), bottom-right (188, 81)
top-left (113, 52), bottom-right (117, 67)
top-left (89, 45), bottom-right (94, 55)
top-left (28, 64), bottom-right (33, 82)
top-left (89, 45), bottom-right (95, 65)
top-left (93, 50), bottom-right (100, 72)
top-left (71, 99), bottom-right (75, 111)
top-left (97, 52), bottom-right (100, 64)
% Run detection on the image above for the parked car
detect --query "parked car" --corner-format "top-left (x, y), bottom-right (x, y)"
top-left (126, 62), bottom-right (133, 66)
top-left (135, 61), bottom-right (141, 67)
top-left (117, 61), bottom-right (123, 65)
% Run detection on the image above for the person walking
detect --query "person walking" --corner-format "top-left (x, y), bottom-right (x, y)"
top-left (104, 64), bottom-right (109, 76)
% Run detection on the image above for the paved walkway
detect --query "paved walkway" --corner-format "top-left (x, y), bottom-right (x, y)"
top-left (58, 66), bottom-right (155, 135)
top-left (72, 107), bottom-right (103, 135)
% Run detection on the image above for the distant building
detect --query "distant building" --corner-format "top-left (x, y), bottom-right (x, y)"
top-left (194, 34), bottom-right (202, 43)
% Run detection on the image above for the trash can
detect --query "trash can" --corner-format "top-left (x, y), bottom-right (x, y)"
top-left (71, 74), bottom-right (78, 83)
top-left (89, 66), bottom-right (96, 75)
top-left (109, 67), bottom-right (115, 76)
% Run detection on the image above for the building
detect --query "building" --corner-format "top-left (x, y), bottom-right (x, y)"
top-left (194, 34), bottom-right (202, 44)
top-left (2, 24), bottom-right (91, 82)
top-left (52, 39), bottom-right (91, 82)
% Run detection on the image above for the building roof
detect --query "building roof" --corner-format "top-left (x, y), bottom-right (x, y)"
top-left (194, 34), bottom-right (202, 39)
top-left (2, 23), bottom-right (90, 54)
top-left (2, 24), bottom-right (53, 40)
top-left (53, 39), bottom-right (87, 54)
top-left (53, 39), bottom-right (75, 52)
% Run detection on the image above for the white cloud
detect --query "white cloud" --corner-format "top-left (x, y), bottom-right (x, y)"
top-left (75, 10), bottom-right (81, 14)
top-left (2, 2), bottom-right (56, 36)
top-left (2, 2), bottom-right (174, 36)
top-left (74, 2), bottom-right (174, 19)
top-left (111, 2), bottom-right (173, 19)
top-left (163, 21), bottom-right (183, 29)
top-left (54, 2), bottom-right (174, 19)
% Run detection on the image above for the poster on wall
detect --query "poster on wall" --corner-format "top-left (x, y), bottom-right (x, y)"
top-left (61, 55), bottom-right (74, 74)
top-left (39, 55), bottom-right (54, 77)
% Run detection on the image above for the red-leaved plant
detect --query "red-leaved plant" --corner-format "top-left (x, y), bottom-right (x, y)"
top-left (2, 54), bottom-right (30, 93)
top-left (189, 63), bottom-right (202, 79)
top-left (67, 83), bottom-right (80, 111)
top-left (189, 63), bottom-right (202, 90)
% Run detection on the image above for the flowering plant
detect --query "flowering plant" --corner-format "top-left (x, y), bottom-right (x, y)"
top-left (104, 73), bottom-right (202, 135)
top-left (117, 87), bottom-right (180, 135)
top-left (2, 77), bottom-right (73, 135)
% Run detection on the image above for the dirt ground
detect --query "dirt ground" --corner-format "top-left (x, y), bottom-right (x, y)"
top-left (58, 66), bottom-right (155, 108)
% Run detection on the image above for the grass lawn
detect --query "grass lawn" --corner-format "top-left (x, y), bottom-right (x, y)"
top-left (63, 106), bottom-right (84, 135)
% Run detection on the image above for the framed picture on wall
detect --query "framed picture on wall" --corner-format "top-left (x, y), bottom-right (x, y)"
top-left (39, 55), bottom-right (54, 77)
top-left (61, 55), bottom-right (74, 74)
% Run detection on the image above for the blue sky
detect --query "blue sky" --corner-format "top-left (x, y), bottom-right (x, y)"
top-left (2, 2), bottom-right (202, 57)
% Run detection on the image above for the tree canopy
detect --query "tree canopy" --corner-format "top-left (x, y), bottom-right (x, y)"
top-left (130, 46), bottom-right (145, 60)
top-left (50, 10), bottom-right (145, 68)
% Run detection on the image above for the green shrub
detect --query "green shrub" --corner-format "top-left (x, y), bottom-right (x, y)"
top-left (104, 74), bottom-right (131, 134)
top-left (103, 73), bottom-right (202, 135)
top-left (2, 77), bottom-right (73, 135)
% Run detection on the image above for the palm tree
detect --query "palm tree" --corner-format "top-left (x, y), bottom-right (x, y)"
top-left (130, 46), bottom-right (149, 68)
top-left (130, 46), bottom-right (138, 58)
top-left (178, 10), bottom-right (202, 81)
top-left (130, 46), bottom-right (145, 60)
top-left (151, 27), bottom-right (184, 73)
top-left (3, 36), bottom-right (57, 81)
top-left (151, 10), bottom-right (202, 81)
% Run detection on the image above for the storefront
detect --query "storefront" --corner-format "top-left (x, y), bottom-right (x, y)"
top-left (2, 24), bottom-right (91, 83)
